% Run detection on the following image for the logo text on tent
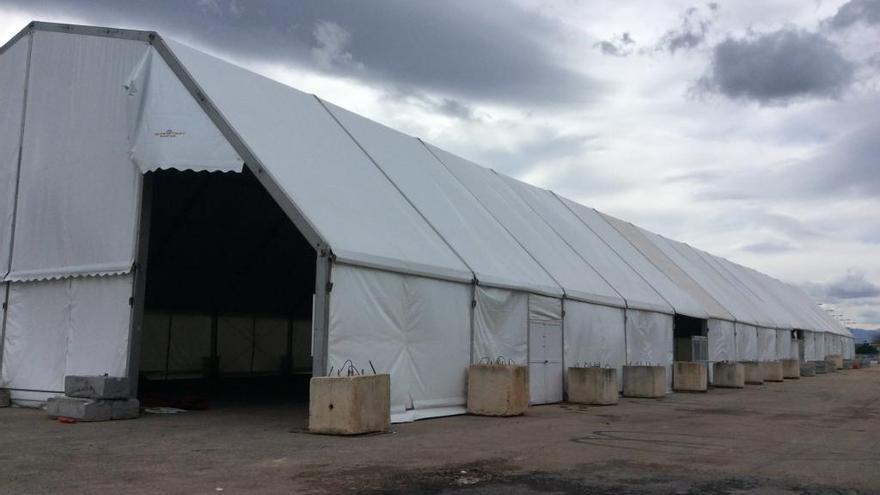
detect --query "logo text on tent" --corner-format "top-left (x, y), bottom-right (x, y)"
top-left (155, 129), bottom-right (186, 138)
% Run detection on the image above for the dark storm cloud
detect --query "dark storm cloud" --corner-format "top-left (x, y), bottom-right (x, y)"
top-left (808, 271), bottom-right (880, 300)
top-left (657, 4), bottom-right (717, 54)
top-left (825, 0), bottom-right (880, 30)
top-left (594, 33), bottom-right (635, 57)
top-left (739, 240), bottom-right (797, 254)
top-left (5, 0), bottom-right (600, 107)
top-left (697, 28), bottom-right (855, 105)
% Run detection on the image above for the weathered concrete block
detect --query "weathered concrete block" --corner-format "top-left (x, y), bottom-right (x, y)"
top-left (782, 359), bottom-right (800, 379)
top-left (829, 354), bottom-right (844, 370)
top-left (111, 399), bottom-right (140, 420)
top-left (622, 365), bottom-right (666, 398)
top-left (824, 358), bottom-right (837, 373)
top-left (762, 361), bottom-right (784, 382)
top-left (712, 362), bottom-right (744, 388)
top-left (309, 374), bottom-right (391, 435)
top-left (0, 389), bottom-right (10, 407)
top-left (842, 359), bottom-right (853, 370)
top-left (800, 361), bottom-right (816, 377)
top-left (466, 364), bottom-right (528, 416)
top-left (46, 396), bottom-right (113, 422)
top-left (742, 362), bottom-right (764, 385)
top-left (673, 361), bottom-right (707, 392)
top-left (812, 361), bottom-right (827, 374)
top-left (64, 375), bottom-right (130, 399)
top-left (568, 367), bottom-right (618, 405)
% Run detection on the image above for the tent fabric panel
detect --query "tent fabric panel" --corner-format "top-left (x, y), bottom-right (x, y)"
top-left (735, 323), bottom-right (759, 361)
top-left (1, 279), bottom-right (70, 392)
top-left (125, 48), bottom-right (243, 173)
top-left (328, 264), bottom-right (470, 423)
top-left (64, 274), bottom-right (133, 378)
top-left (472, 286), bottom-right (528, 364)
top-left (427, 144), bottom-right (622, 307)
top-left (563, 301), bottom-right (626, 391)
top-left (697, 251), bottom-right (786, 329)
top-left (757, 327), bottom-right (777, 362)
top-left (815, 331), bottom-right (826, 358)
top-left (601, 214), bottom-right (732, 320)
top-left (529, 294), bottom-right (563, 321)
top-left (165, 40), bottom-right (471, 283)
top-left (804, 331), bottom-right (817, 361)
top-left (167, 313), bottom-right (212, 374)
top-left (322, 101), bottom-right (559, 296)
top-left (625, 309), bottom-right (674, 390)
top-left (0, 37), bottom-right (29, 277)
top-left (707, 318), bottom-right (736, 383)
top-left (561, 200), bottom-right (707, 318)
top-left (776, 329), bottom-right (792, 361)
top-left (8, 31), bottom-right (145, 281)
top-left (720, 259), bottom-right (816, 331)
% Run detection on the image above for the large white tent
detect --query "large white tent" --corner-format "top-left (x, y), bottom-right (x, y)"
top-left (0, 23), bottom-right (853, 419)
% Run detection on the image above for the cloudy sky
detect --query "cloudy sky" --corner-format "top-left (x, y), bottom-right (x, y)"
top-left (1, 0), bottom-right (878, 328)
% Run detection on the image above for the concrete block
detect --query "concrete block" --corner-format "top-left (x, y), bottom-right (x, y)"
top-left (673, 361), bottom-right (707, 392)
top-left (812, 361), bottom-right (827, 374)
top-left (800, 361), bottom-right (816, 377)
top-left (309, 374), bottom-right (391, 435)
top-left (824, 358), bottom-right (837, 373)
top-left (712, 362), bottom-right (744, 388)
top-left (111, 399), bottom-right (140, 420)
top-left (466, 364), bottom-right (528, 416)
top-left (622, 365), bottom-right (666, 398)
top-left (829, 355), bottom-right (844, 370)
top-left (64, 375), bottom-right (130, 399)
top-left (742, 362), bottom-right (764, 385)
top-left (762, 361), bottom-right (784, 382)
top-left (782, 359), bottom-right (800, 379)
top-left (46, 396), bottom-right (113, 422)
top-left (567, 367), bottom-right (618, 405)
top-left (842, 359), bottom-right (853, 370)
top-left (0, 389), bottom-right (10, 407)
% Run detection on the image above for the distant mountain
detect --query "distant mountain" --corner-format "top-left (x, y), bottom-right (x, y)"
top-left (849, 328), bottom-right (880, 344)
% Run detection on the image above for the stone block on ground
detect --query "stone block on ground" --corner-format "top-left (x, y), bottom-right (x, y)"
top-left (568, 367), bottom-right (618, 405)
top-left (309, 374), bottom-right (391, 435)
top-left (466, 364), bottom-right (528, 416)
top-left (0, 389), bottom-right (10, 407)
top-left (673, 361), bottom-right (707, 392)
top-left (782, 359), bottom-right (800, 379)
top-left (829, 355), bottom-right (844, 370)
top-left (824, 358), bottom-right (837, 373)
top-left (64, 375), bottom-right (130, 399)
top-left (742, 362), bottom-right (764, 385)
top-left (111, 399), bottom-right (141, 420)
top-left (622, 365), bottom-right (666, 398)
top-left (47, 396), bottom-right (113, 422)
top-left (800, 361), bottom-right (816, 377)
top-left (762, 361), bottom-right (784, 382)
top-left (712, 362), bottom-right (744, 388)
top-left (843, 359), bottom-right (853, 370)
top-left (812, 361), bottom-right (827, 374)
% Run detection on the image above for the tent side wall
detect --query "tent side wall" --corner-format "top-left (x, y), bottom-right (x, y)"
top-left (0, 30), bottom-right (147, 404)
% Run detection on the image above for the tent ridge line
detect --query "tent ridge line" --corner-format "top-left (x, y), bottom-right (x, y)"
top-left (312, 96), bottom-right (477, 286)
top-left (418, 139), bottom-right (568, 300)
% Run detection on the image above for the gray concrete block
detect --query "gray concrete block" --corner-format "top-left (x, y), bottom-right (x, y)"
top-left (0, 389), bottom-right (10, 408)
top-left (762, 361), bottom-right (784, 382)
top-left (824, 358), bottom-right (837, 373)
top-left (622, 365), bottom-right (666, 398)
top-left (812, 361), bottom-right (827, 374)
top-left (800, 361), bottom-right (816, 377)
top-left (712, 362), bottom-right (744, 388)
top-left (742, 362), bottom-right (764, 384)
top-left (843, 359), bottom-right (853, 370)
top-left (112, 399), bottom-right (141, 420)
top-left (467, 364), bottom-right (529, 416)
top-left (65, 375), bottom-right (130, 399)
top-left (46, 396), bottom-right (113, 422)
top-left (673, 361), bottom-right (707, 392)
top-left (309, 374), bottom-right (391, 435)
top-left (828, 355), bottom-right (843, 370)
top-left (568, 367), bottom-right (618, 405)
top-left (782, 359), bottom-right (800, 379)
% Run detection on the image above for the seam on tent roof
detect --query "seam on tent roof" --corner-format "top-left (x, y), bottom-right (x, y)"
top-left (492, 171), bottom-right (633, 312)
top-left (708, 253), bottom-right (798, 331)
top-left (419, 139), bottom-right (568, 301)
top-left (551, 191), bottom-right (681, 316)
top-left (602, 214), bottom-right (736, 324)
top-left (313, 96), bottom-right (477, 285)
top-left (0, 31), bottom-right (33, 379)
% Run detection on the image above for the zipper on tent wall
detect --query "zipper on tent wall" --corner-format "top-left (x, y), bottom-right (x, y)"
top-left (0, 31), bottom-right (34, 379)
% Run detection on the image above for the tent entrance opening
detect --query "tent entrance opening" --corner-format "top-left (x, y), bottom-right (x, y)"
top-left (673, 314), bottom-right (708, 362)
top-left (137, 168), bottom-right (317, 407)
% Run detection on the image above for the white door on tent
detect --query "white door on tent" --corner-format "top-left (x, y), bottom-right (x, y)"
top-left (528, 320), bottom-right (563, 404)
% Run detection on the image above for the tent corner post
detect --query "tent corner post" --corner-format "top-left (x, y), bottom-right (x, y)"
top-left (311, 251), bottom-right (332, 377)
